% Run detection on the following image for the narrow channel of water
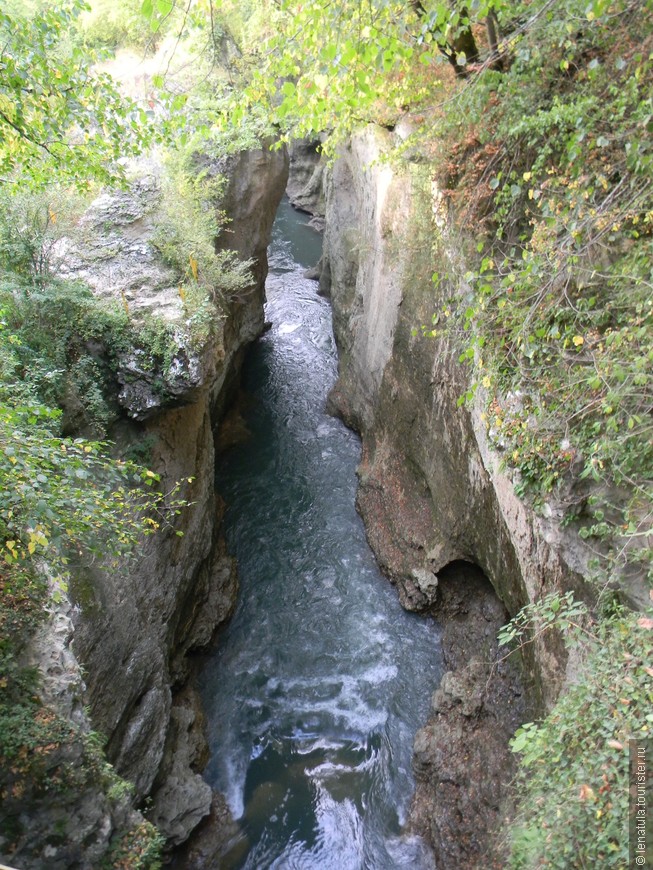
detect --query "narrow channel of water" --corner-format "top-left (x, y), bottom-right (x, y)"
top-left (199, 198), bottom-right (442, 869)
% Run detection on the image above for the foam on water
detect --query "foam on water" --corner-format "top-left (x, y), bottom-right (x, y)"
top-left (199, 198), bottom-right (442, 868)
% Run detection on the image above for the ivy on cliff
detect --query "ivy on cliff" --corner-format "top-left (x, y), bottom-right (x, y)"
top-left (438, 0), bottom-right (653, 586)
top-left (499, 595), bottom-right (653, 868)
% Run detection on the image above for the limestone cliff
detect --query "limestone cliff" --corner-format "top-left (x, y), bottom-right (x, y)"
top-left (322, 127), bottom-right (594, 867)
top-left (286, 138), bottom-right (326, 221)
top-left (2, 145), bottom-right (288, 869)
top-left (78, 146), bottom-right (288, 842)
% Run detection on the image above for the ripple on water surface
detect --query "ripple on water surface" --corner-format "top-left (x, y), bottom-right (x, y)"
top-left (199, 199), bottom-right (442, 869)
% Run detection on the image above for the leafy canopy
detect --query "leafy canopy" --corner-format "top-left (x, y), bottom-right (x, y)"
top-left (139, 0), bottom-right (508, 149)
top-left (0, 0), bottom-right (153, 187)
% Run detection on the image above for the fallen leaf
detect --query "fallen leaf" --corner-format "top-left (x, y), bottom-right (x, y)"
top-left (579, 784), bottom-right (595, 801)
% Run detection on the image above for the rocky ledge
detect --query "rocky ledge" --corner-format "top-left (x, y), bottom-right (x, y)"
top-left (5, 145), bottom-right (288, 869)
top-left (409, 562), bottom-right (529, 868)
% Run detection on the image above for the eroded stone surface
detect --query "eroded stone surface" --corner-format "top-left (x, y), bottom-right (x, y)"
top-left (287, 137), bottom-right (326, 217)
top-left (322, 126), bottom-right (594, 866)
top-left (149, 688), bottom-right (213, 847)
top-left (1, 576), bottom-right (143, 870)
top-left (71, 144), bottom-right (288, 846)
top-left (5, 144), bottom-right (288, 866)
top-left (410, 563), bottom-right (528, 869)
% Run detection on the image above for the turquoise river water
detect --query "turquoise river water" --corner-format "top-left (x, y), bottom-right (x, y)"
top-left (198, 199), bottom-right (443, 869)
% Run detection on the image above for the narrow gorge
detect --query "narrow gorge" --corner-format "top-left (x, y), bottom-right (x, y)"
top-left (2, 4), bottom-right (651, 869)
top-left (1, 133), bottom-right (603, 869)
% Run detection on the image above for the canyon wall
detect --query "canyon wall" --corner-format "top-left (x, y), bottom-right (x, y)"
top-left (321, 127), bottom-right (594, 867)
top-left (3, 147), bottom-right (288, 868)
top-left (286, 138), bottom-right (326, 221)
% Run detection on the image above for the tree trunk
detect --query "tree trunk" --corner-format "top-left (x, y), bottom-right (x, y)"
top-left (410, 0), bottom-right (480, 78)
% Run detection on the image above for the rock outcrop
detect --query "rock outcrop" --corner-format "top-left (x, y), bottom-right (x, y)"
top-left (286, 138), bottom-right (326, 220)
top-left (79, 146), bottom-right (287, 839)
top-left (4, 145), bottom-right (288, 868)
top-left (410, 562), bottom-right (528, 868)
top-left (1, 576), bottom-right (146, 870)
top-left (322, 127), bottom-right (593, 866)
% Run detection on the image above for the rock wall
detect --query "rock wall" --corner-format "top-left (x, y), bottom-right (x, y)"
top-left (322, 128), bottom-right (593, 867)
top-left (82, 145), bottom-right (287, 840)
top-left (5, 146), bottom-right (288, 868)
top-left (1, 574), bottom-right (149, 870)
top-left (286, 138), bottom-right (326, 227)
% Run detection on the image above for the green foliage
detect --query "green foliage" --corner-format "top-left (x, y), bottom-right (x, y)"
top-left (0, 176), bottom-right (224, 434)
top-left (427, 0), bottom-right (653, 584)
top-left (0, 0), bottom-right (153, 188)
top-left (0, 402), bottom-right (186, 576)
top-left (497, 591), bottom-right (591, 650)
top-left (0, 562), bottom-right (47, 652)
top-left (0, 185), bottom-right (90, 286)
top-left (152, 149), bottom-right (253, 342)
top-left (0, 699), bottom-right (101, 797)
top-left (138, 0), bottom-right (511, 152)
top-left (105, 820), bottom-right (165, 870)
top-left (236, 0), bottom-right (423, 144)
top-left (80, 0), bottom-right (155, 51)
top-left (121, 434), bottom-right (158, 466)
top-left (503, 605), bottom-right (653, 868)
top-left (0, 279), bottom-right (123, 433)
top-left (0, 650), bottom-right (163, 867)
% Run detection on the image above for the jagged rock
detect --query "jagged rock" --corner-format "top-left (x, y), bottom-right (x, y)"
top-left (60, 162), bottom-right (184, 324)
top-left (149, 690), bottom-right (213, 846)
top-left (72, 144), bottom-right (288, 847)
top-left (303, 263), bottom-right (321, 281)
top-left (431, 659), bottom-right (486, 717)
top-left (324, 124), bottom-right (591, 694)
top-left (23, 578), bottom-right (86, 726)
top-left (410, 567), bottom-right (440, 608)
top-left (7, 144), bottom-right (289, 866)
top-left (116, 339), bottom-right (205, 421)
top-left (308, 214), bottom-right (326, 232)
top-left (1, 577), bottom-right (144, 870)
top-left (410, 565), bottom-right (528, 869)
top-left (287, 137), bottom-right (326, 216)
top-left (176, 792), bottom-right (245, 869)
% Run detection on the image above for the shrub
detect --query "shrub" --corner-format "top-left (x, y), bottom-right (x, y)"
top-left (0, 186), bottom-right (91, 288)
top-left (152, 148), bottom-right (253, 346)
top-left (105, 821), bottom-right (165, 870)
top-left (80, 0), bottom-right (154, 52)
top-left (503, 604), bottom-right (653, 868)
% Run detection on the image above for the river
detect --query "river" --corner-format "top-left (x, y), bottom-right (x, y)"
top-left (198, 198), bottom-right (442, 869)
